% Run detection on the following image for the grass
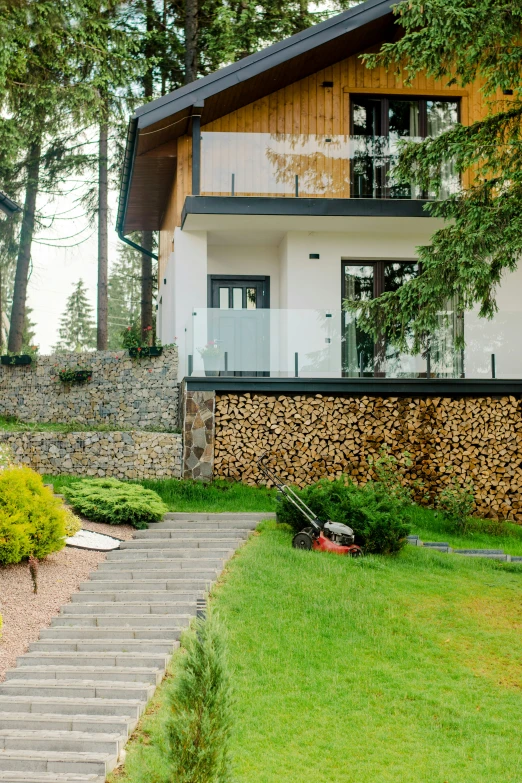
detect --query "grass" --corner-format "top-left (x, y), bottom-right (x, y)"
top-left (110, 521), bottom-right (522, 783)
top-left (0, 415), bottom-right (180, 434)
top-left (45, 476), bottom-right (278, 513)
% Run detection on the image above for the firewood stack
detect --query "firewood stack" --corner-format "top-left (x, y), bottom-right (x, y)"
top-left (214, 393), bottom-right (522, 522)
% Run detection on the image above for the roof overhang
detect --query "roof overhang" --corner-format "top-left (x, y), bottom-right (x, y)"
top-left (117, 0), bottom-right (398, 237)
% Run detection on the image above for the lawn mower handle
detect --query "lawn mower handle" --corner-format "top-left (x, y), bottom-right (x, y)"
top-left (257, 452), bottom-right (322, 534)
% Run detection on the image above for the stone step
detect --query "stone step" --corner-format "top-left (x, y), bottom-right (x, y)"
top-left (106, 548), bottom-right (232, 560)
top-left (40, 626), bottom-right (182, 640)
top-left (511, 556), bottom-right (522, 562)
top-left (0, 681), bottom-right (155, 702)
top-left (6, 667), bottom-right (162, 685)
top-left (53, 614), bottom-right (191, 628)
top-left (120, 538), bottom-right (242, 549)
top-left (0, 749), bottom-right (116, 776)
top-left (61, 603), bottom-right (193, 616)
top-left (79, 578), bottom-right (213, 592)
top-left (161, 512), bottom-right (272, 522)
top-left (0, 713), bottom-right (135, 736)
top-left (71, 591), bottom-right (201, 604)
top-left (453, 548), bottom-right (504, 554)
top-left (423, 542), bottom-right (450, 548)
top-left (133, 528), bottom-right (251, 538)
top-left (0, 729), bottom-right (125, 756)
top-left (0, 696), bottom-right (144, 718)
top-left (90, 568), bottom-right (219, 581)
top-left (17, 652), bottom-right (168, 670)
top-left (29, 639), bottom-right (179, 655)
top-left (97, 558), bottom-right (224, 570)
top-left (454, 551), bottom-right (510, 561)
top-left (0, 773), bottom-right (104, 783)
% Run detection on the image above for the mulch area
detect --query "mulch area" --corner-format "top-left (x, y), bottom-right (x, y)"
top-left (0, 520), bottom-right (135, 681)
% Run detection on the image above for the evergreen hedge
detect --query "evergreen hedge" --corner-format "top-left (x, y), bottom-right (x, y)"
top-left (63, 477), bottom-right (168, 529)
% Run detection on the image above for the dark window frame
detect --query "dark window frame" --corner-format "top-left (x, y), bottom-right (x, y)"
top-left (207, 274), bottom-right (270, 309)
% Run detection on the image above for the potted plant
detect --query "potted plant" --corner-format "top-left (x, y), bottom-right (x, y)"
top-left (198, 342), bottom-right (223, 376)
top-left (56, 365), bottom-right (92, 385)
top-left (1, 345), bottom-right (38, 367)
top-left (122, 323), bottom-right (164, 359)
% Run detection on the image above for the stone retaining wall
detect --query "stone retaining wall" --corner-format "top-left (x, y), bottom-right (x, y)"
top-left (1, 431), bottom-right (182, 480)
top-left (0, 347), bottom-right (179, 430)
top-left (209, 392), bottom-right (522, 522)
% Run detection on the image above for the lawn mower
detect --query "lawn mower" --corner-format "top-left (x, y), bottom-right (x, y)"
top-left (257, 453), bottom-right (363, 557)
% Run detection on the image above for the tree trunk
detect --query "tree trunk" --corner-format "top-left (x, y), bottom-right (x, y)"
top-left (97, 120), bottom-right (109, 350)
top-left (184, 0), bottom-right (198, 84)
top-left (8, 141), bottom-right (41, 353)
top-left (141, 230), bottom-right (154, 344)
top-left (0, 267), bottom-right (3, 353)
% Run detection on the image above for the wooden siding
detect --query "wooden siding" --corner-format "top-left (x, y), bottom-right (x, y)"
top-left (159, 45), bottom-right (494, 250)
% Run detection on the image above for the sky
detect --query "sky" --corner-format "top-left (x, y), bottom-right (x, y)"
top-left (27, 187), bottom-right (121, 353)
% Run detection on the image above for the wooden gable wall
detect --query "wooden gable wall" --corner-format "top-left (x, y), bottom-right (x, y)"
top-left (159, 45), bottom-right (494, 279)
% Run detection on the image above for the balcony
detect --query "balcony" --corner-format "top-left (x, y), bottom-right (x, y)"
top-left (185, 309), bottom-right (521, 380)
top-left (199, 133), bottom-right (459, 200)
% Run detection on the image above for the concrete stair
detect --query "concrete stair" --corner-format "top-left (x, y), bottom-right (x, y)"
top-left (0, 513), bottom-right (264, 782)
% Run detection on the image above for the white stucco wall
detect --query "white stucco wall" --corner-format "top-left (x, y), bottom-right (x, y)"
top-left (165, 221), bottom-right (522, 380)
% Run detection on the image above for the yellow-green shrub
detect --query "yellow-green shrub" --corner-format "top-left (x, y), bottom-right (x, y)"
top-left (0, 467), bottom-right (67, 564)
top-left (64, 507), bottom-right (82, 537)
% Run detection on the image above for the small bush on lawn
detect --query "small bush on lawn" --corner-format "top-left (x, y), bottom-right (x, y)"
top-left (63, 478), bottom-right (168, 529)
top-left (436, 475), bottom-right (475, 534)
top-left (277, 477), bottom-right (410, 555)
top-left (165, 613), bottom-right (233, 783)
top-left (0, 466), bottom-right (67, 564)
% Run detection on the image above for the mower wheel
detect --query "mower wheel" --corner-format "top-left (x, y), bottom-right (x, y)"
top-left (292, 530), bottom-right (313, 550)
top-left (350, 548), bottom-right (364, 558)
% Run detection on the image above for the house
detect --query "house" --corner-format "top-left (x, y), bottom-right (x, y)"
top-left (116, 0), bottom-right (521, 385)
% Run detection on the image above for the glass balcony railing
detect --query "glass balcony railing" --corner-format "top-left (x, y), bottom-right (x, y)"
top-left (185, 309), bottom-right (521, 379)
top-left (200, 133), bottom-right (459, 200)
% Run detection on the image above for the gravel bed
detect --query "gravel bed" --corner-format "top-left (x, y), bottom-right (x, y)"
top-left (0, 520), bottom-right (136, 681)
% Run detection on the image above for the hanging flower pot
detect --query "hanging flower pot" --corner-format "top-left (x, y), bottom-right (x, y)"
top-left (128, 346), bottom-right (163, 359)
top-left (57, 367), bottom-right (92, 385)
top-left (1, 355), bottom-right (32, 366)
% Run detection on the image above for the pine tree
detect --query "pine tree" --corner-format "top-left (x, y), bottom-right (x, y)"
top-left (54, 279), bottom-right (96, 353)
top-left (107, 242), bottom-right (142, 348)
top-left (344, 0), bottom-right (522, 353)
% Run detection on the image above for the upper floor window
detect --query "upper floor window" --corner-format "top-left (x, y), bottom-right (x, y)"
top-left (350, 96), bottom-right (459, 199)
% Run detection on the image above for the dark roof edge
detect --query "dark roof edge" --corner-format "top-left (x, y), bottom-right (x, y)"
top-left (0, 192), bottom-right (22, 217)
top-left (115, 118), bottom-right (159, 260)
top-left (135, 0), bottom-right (394, 129)
top-left (184, 376), bottom-right (522, 396)
top-left (181, 195), bottom-right (434, 226)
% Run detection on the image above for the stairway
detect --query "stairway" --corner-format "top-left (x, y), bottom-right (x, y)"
top-left (0, 513), bottom-right (271, 783)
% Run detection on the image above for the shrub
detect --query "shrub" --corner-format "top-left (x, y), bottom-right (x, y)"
top-left (63, 478), bottom-right (168, 529)
top-left (436, 476), bottom-right (475, 533)
top-left (276, 477), bottom-right (411, 555)
top-left (0, 466), bottom-right (67, 564)
top-left (64, 507), bottom-right (82, 537)
top-left (165, 613), bottom-right (233, 783)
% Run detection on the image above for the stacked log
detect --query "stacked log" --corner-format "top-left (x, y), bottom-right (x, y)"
top-left (214, 393), bottom-right (522, 522)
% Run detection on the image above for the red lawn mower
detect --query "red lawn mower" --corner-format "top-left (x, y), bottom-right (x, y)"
top-left (258, 454), bottom-right (363, 557)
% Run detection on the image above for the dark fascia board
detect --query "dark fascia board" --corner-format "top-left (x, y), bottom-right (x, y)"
top-left (0, 191), bottom-right (22, 217)
top-left (185, 376), bottom-right (522, 397)
top-left (115, 118), bottom-right (139, 236)
top-left (181, 195), bottom-right (432, 226)
top-left (134, 0), bottom-right (394, 130)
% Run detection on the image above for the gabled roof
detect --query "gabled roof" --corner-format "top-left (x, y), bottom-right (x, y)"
top-left (0, 192), bottom-right (21, 218)
top-left (117, 0), bottom-right (397, 236)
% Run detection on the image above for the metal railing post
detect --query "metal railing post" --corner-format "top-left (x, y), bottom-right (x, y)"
top-left (294, 352), bottom-right (299, 377)
top-left (295, 175), bottom-right (299, 198)
top-left (231, 173), bottom-right (235, 196)
top-left (491, 353), bottom-right (496, 379)
top-left (188, 354), bottom-right (193, 377)
top-left (426, 350), bottom-right (431, 379)
top-left (359, 353), bottom-right (364, 378)
top-left (224, 351), bottom-right (228, 372)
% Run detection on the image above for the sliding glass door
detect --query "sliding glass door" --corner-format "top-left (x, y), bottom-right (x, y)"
top-left (342, 261), bottom-right (463, 377)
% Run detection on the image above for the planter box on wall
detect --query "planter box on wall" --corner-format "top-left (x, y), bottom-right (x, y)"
top-left (129, 346), bottom-right (163, 358)
top-left (1, 355), bottom-right (32, 366)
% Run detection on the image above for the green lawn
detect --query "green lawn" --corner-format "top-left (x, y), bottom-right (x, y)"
top-left (0, 415), bottom-right (179, 434)
top-left (45, 476), bottom-right (278, 513)
top-left (112, 521), bottom-right (522, 783)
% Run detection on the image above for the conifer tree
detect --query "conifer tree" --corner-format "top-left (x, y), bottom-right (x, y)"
top-left (344, 0), bottom-right (522, 353)
top-left (54, 279), bottom-right (96, 353)
top-left (107, 242), bottom-right (142, 348)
